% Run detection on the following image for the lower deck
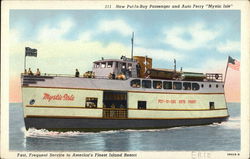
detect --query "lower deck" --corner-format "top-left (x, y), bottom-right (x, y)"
top-left (22, 84), bottom-right (229, 130)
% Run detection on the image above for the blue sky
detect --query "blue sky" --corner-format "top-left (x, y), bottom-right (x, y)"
top-left (9, 10), bottom-right (240, 76)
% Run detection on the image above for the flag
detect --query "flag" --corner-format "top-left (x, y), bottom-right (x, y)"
top-left (228, 56), bottom-right (240, 71)
top-left (25, 47), bottom-right (37, 57)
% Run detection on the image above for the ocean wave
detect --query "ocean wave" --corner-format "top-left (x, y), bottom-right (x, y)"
top-left (228, 116), bottom-right (240, 121)
top-left (22, 127), bottom-right (176, 138)
top-left (23, 128), bottom-right (94, 138)
top-left (211, 117), bottom-right (240, 129)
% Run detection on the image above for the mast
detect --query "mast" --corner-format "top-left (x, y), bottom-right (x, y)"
top-left (174, 59), bottom-right (176, 72)
top-left (131, 32), bottom-right (134, 60)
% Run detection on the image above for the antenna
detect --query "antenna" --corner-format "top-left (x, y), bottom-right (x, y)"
top-left (131, 32), bottom-right (134, 60)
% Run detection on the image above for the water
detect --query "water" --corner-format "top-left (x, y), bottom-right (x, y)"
top-left (9, 103), bottom-right (240, 151)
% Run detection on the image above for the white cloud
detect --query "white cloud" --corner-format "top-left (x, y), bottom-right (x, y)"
top-left (37, 18), bottom-right (74, 42)
top-left (216, 40), bottom-right (240, 53)
top-left (78, 31), bottom-right (93, 41)
top-left (164, 23), bottom-right (220, 50)
top-left (134, 47), bottom-right (184, 62)
top-left (98, 19), bottom-right (133, 36)
top-left (184, 58), bottom-right (227, 73)
top-left (9, 18), bottom-right (185, 76)
top-left (10, 29), bottom-right (21, 43)
top-left (9, 38), bottom-right (131, 75)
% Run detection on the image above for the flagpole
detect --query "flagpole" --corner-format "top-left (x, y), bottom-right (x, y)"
top-left (131, 32), bottom-right (134, 60)
top-left (24, 54), bottom-right (26, 71)
top-left (224, 56), bottom-right (229, 83)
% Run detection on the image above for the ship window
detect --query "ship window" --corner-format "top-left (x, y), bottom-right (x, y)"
top-left (201, 84), bottom-right (204, 88)
top-left (122, 63), bottom-right (126, 69)
top-left (209, 102), bottom-right (215, 110)
top-left (107, 62), bottom-right (113, 68)
top-left (85, 97), bottom-right (98, 108)
top-left (153, 81), bottom-right (162, 89)
top-left (173, 82), bottom-right (182, 90)
top-left (29, 99), bottom-right (35, 105)
top-left (96, 63), bottom-right (100, 68)
top-left (222, 84), bottom-right (224, 88)
top-left (192, 83), bottom-right (200, 91)
top-left (138, 101), bottom-right (147, 109)
top-left (209, 84), bottom-right (212, 88)
top-left (128, 63), bottom-right (132, 69)
top-left (216, 84), bottom-right (219, 88)
top-left (101, 63), bottom-right (106, 68)
top-left (163, 81), bottom-right (172, 89)
top-left (142, 80), bottom-right (152, 88)
top-left (183, 82), bottom-right (191, 90)
top-left (131, 79), bottom-right (141, 88)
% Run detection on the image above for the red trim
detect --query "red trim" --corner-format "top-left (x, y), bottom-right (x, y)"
top-left (26, 105), bottom-right (227, 111)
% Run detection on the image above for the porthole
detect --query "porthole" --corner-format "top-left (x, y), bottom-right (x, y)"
top-left (29, 99), bottom-right (35, 105)
top-left (209, 84), bottom-right (212, 88)
top-left (216, 84), bottom-right (218, 88)
top-left (201, 84), bottom-right (204, 88)
top-left (222, 85), bottom-right (224, 88)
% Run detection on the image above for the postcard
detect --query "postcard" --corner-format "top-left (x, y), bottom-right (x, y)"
top-left (1, 1), bottom-right (249, 159)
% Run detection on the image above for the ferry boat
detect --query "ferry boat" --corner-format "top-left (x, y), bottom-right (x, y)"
top-left (21, 41), bottom-right (229, 131)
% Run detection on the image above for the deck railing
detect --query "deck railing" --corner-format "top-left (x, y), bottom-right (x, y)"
top-left (103, 108), bottom-right (128, 119)
top-left (205, 73), bottom-right (223, 82)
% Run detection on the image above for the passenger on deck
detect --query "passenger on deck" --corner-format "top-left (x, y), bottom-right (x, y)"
top-left (108, 73), bottom-right (112, 79)
top-left (92, 72), bottom-right (95, 78)
top-left (156, 83), bottom-right (162, 89)
top-left (75, 69), bottom-right (79, 77)
top-left (36, 68), bottom-right (41, 76)
top-left (24, 69), bottom-right (28, 75)
top-left (112, 72), bottom-right (115, 79)
top-left (136, 64), bottom-right (141, 77)
top-left (173, 84), bottom-right (176, 90)
top-left (28, 68), bottom-right (33, 76)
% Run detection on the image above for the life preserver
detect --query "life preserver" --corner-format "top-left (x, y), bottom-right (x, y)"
top-left (146, 70), bottom-right (151, 75)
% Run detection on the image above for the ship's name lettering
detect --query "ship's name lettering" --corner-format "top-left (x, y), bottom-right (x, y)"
top-left (158, 99), bottom-right (196, 104)
top-left (43, 93), bottom-right (74, 102)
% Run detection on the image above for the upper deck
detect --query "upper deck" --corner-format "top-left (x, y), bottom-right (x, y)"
top-left (21, 73), bottom-right (225, 94)
top-left (21, 55), bottom-right (224, 94)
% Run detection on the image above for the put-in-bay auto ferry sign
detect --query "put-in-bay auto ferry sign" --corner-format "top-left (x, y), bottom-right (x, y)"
top-left (21, 38), bottom-right (240, 131)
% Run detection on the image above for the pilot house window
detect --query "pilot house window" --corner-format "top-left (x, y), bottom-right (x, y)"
top-left (107, 62), bottom-right (113, 68)
top-left (101, 63), bottom-right (106, 68)
top-left (95, 63), bottom-right (100, 68)
top-left (85, 97), bottom-right (98, 108)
